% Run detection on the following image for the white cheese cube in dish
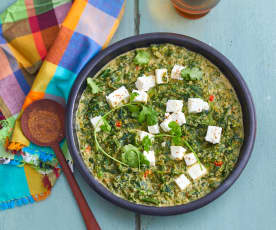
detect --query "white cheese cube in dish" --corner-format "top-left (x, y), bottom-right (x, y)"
top-left (143, 150), bottom-right (155, 166)
top-left (171, 64), bottom-right (185, 80)
top-left (205, 126), bottom-right (222, 144)
top-left (202, 101), bottom-right (209, 111)
top-left (187, 163), bottom-right (207, 180)
top-left (175, 174), bottom-right (191, 190)
top-left (184, 153), bottom-right (197, 166)
top-left (169, 112), bottom-right (186, 126)
top-left (132, 90), bottom-right (148, 103)
top-left (160, 117), bottom-right (173, 132)
top-left (188, 98), bottom-right (209, 113)
top-left (106, 86), bottom-right (129, 108)
top-left (148, 124), bottom-right (160, 134)
top-left (135, 75), bottom-right (156, 91)
top-left (137, 130), bottom-right (154, 142)
top-left (166, 100), bottom-right (183, 113)
top-left (170, 146), bottom-right (186, 160)
top-left (90, 116), bottom-right (104, 132)
top-left (155, 68), bottom-right (168, 84)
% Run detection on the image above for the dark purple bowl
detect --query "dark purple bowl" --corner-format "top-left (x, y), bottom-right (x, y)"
top-left (66, 33), bottom-right (256, 216)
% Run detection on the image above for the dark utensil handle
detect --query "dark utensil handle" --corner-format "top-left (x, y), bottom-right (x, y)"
top-left (52, 144), bottom-right (101, 230)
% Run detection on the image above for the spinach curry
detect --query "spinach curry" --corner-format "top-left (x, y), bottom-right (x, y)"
top-left (76, 44), bottom-right (244, 206)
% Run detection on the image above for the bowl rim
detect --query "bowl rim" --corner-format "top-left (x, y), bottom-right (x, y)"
top-left (66, 32), bottom-right (256, 216)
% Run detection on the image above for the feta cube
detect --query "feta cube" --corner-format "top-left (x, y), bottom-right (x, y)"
top-left (148, 124), bottom-right (160, 134)
top-left (170, 146), bottom-right (186, 160)
top-left (135, 75), bottom-right (156, 91)
top-left (171, 64), bottom-right (185, 80)
top-left (160, 117), bottom-right (173, 132)
top-left (161, 142), bottom-right (166, 147)
top-left (205, 126), bottom-right (222, 144)
top-left (187, 163), bottom-right (207, 180)
top-left (143, 150), bottom-right (155, 166)
top-left (188, 98), bottom-right (209, 113)
top-left (166, 100), bottom-right (183, 113)
top-left (175, 174), bottom-right (191, 190)
top-left (106, 86), bottom-right (129, 108)
top-left (137, 130), bottom-right (154, 142)
top-left (169, 112), bottom-right (186, 126)
top-left (202, 101), bottom-right (210, 111)
top-left (132, 90), bottom-right (148, 103)
top-left (155, 68), bottom-right (168, 84)
top-left (184, 153), bottom-right (197, 166)
top-left (90, 116), bottom-right (104, 132)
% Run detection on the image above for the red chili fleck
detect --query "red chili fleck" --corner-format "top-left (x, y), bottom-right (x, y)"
top-left (214, 161), bottom-right (223, 167)
top-left (136, 66), bottom-right (139, 71)
top-left (209, 95), bottom-right (215, 102)
top-left (115, 121), bottom-right (122, 127)
top-left (144, 170), bottom-right (151, 178)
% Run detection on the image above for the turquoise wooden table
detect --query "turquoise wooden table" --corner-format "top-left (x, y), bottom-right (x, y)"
top-left (0, 0), bottom-right (276, 229)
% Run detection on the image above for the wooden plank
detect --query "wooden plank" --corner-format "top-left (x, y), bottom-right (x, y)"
top-left (0, 1), bottom-right (137, 230)
top-left (139, 0), bottom-right (276, 229)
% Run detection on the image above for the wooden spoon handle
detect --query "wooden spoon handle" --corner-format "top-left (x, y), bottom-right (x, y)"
top-left (52, 144), bottom-right (101, 230)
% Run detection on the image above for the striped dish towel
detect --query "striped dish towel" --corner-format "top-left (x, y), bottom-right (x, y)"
top-left (0, 0), bottom-right (125, 210)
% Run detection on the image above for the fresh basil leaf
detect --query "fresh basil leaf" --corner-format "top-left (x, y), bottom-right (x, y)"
top-left (87, 78), bottom-right (101, 94)
top-left (134, 50), bottom-right (151, 65)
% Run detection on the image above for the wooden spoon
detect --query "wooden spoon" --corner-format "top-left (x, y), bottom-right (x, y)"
top-left (21, 99), bottom-right (101, 230)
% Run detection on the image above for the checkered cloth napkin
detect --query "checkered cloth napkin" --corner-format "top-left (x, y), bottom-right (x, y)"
top-left (0, 0), bottom-right (125, 210)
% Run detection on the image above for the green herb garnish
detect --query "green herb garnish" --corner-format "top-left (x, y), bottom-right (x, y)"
top-left (167, 121), bottom-right (201, 166)
top-left (130, 92), bottom-right (139, 102)
top-left (181, 67), bottom-right (203, 81)
top-left (94, 102), bottom-right (148, 168)
top-left (138, 105), bottom-right (158, 126)
top-left (100, 118), bottom-right (111, 132)
top-left (127, 104), bottom-right (140, 118)
top-left (87, 78), bottom-right (101, 94)
top-left (134, 50), bottom-right (151, 65)
top-left (168, 121), bottom-right (182, 145)
top-left (142, 136), bottom-right (152, 152)
top-left (122, 144), bottom-right (149, 169)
